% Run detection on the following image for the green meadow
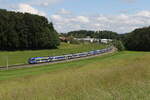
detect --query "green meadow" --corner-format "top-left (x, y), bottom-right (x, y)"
top-left (0, 43), bottom-right (106, 67)
top-left (0, 51), bottom-right (149, 100)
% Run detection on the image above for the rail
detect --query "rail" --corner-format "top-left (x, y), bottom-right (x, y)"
top-left (0, 47), bottom-right (116, 70)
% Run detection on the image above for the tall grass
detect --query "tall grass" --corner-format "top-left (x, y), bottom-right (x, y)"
top-left (0, 51), bottom-right (149, 100)
top-left (0, 43), bottom-right (106, 66)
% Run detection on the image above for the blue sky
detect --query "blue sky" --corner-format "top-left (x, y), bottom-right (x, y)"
top-left (0, 0), bottom-right (150, 33)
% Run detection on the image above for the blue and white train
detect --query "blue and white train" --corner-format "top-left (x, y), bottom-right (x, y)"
top-left (28, 47), bottom-right (113, 64)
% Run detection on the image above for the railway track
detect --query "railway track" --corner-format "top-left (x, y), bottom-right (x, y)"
top-left (0, 47), bottom-right (117, 70)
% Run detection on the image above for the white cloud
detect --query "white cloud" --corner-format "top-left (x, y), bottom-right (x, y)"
top-left (136, 11), bottom-right (150, 17)
top-left (29, 0), bottom-right (63, 6)
top-left (18, 3), bottom-right (46, 16)
top-left (97, 16), bottom-right (109, 22)
top-left (57, 8), bottom-right (71, 15)
top-left (76, 16), bottom-right (90, 23)
top-left (51, 14), bottom-right (63, 21)
top-left (51, 15), bottom-right (90, 23)
top-left (51, 10), bottom-right (150, 33)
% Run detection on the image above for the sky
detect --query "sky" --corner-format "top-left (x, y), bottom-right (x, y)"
top-left (0, 0), bottom-right (150, 33)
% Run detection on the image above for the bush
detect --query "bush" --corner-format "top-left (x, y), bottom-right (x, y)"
top-left (112, 40), bottom-right (125, 51)
top-left (70, 39), bottom-right (80, 44)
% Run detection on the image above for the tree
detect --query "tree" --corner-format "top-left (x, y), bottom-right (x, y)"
top-left (112, 40), bottom-right (125, 51)
top-left (0, 9), bottom-right (60, 50)
top-left (67, 30), bottom-right (119, 39)
top-left (123, 26), bottom-right (150, 51)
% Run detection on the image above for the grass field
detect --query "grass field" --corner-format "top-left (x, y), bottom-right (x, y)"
top-left (0, 51), bottom-right (149, 100)
top-left (0, 43), bottom-right (106, 67)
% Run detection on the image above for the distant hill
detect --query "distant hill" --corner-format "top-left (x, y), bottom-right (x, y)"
top-left (64, 30), bottom-right (119, 39)
top-left (123, 26), bottom-right (150, 51)
top-left (0, 9), bottom-right (60, 50)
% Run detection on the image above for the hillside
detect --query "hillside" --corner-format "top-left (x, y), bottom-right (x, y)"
top-left (123, 26), bottom-right (150, 51)
top-left (0, 9), bottom-right (60, 50)
top-left (0, 51), bottom-right (149, 100)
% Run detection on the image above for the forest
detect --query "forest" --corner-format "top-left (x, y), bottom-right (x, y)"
top-left (65, 30), bottom-right (119, 39)
top-left (122, 26), bottom-right (150, 51)
top-left (0, 9), bottom-right (60, 50)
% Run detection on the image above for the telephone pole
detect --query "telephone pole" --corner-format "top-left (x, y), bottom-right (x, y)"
top-left (6, 56), bottom-right (8, 70)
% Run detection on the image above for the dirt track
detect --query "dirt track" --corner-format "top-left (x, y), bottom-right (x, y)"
top-left (0, 48), bottom-right (117, 70)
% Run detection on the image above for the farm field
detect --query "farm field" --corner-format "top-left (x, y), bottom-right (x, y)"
top-left (0, 51), bottom-right (149, 100)
top-left (0, 43), bottom-right (106, 67)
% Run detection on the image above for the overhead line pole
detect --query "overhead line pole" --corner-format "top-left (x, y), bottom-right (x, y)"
top-left (6, 56), bottom-right (8, 70)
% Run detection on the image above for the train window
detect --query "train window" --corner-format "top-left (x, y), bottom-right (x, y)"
top-left (42, 59), bottom-right (49, 60)
top-left (30, 59), bottom-right (35, 61)
top-left (36, 60), bottom-right (41, 61)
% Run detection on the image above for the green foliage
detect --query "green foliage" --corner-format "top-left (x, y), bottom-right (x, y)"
top-left (0, 9), bottom-right (60, 50)
top-left (67, 30), bottom-right (95, 38)
top-left (94, 30), bottom-right (119, 39)
top-left (67, 30), bottom-right (119, 39)
top-left (123, 26), bottom-right (150, 51)
top-left (112, 40), bottom-right (125, 51)
top-left (70, 39), bottom-right (80, 44)
top-left (67, 36), bottom-right (80, 44)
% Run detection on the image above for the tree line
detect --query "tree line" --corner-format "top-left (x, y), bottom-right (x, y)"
top-left (122, 26), bottom-right (150, 51)
top-left (62, 30), bottom-right (119, 39)
top-left (0, 9), bottom-right (60, 51)
top-left (62, 27), bottom-right (150, 51)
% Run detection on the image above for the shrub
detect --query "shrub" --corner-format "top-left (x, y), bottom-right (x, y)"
top-left (112, 40), bottom-right (125, 51)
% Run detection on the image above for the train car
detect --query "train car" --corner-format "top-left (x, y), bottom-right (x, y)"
top-left (72, 53), bottom-right (81, 58)
top-left (83, 52), bottom-right (89, 56)
top-left (105, 48), bottom-right (109, 52)
top-left (89, 50), bottom-right (99, 55)
top-left (95, 50), bottom-right (102, 54)
top-left (52, 56), bottom-right (66, 61)
top-left (101, 49), bottom-right (106, 53)
top-left (108, 47), bottom-right (113, 51)
top-left (28, 57), bottom-right (52, 64)
top-left (64, 54), bottom-right (74, 59)
top-left (78, 52), bottom-right (88, 57)
top-left (87, 51), bottom-right (93, 56)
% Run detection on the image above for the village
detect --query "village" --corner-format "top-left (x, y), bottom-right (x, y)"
top-left (59, 36), bottom-right (112, 44)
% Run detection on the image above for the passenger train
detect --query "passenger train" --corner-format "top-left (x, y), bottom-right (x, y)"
top-left (28, 47), bottom-right (113, 64)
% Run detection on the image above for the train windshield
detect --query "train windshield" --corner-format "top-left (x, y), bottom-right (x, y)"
top-left (29, 58), bottom-right (35, 61)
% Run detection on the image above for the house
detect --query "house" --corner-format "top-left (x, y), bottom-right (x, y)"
top-left (59, 36), bottom-right (70, 43)
top-left (74, 36), bottom-right (99, 43)
top-left (74, 36), bottom-right (112, 44)
top-left (101, 39), bottom-right (112, 44)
